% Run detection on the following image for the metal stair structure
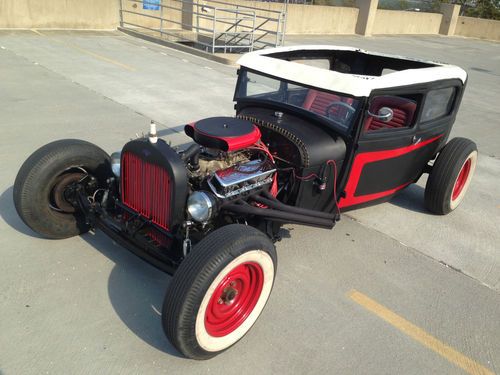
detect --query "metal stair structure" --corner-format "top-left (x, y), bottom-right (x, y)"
top-left (119, 0), bottom-right (287, 53)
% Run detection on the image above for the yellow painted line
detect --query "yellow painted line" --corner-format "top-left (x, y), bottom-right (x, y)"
top-left (63, 43), bottom-right (136, 71)
top-left (30, 29), bottom-right (136, 72)
top-left (348, 290), bottom-right (495, 375)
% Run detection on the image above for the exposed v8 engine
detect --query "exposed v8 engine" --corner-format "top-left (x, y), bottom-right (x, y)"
top-left (208, 158), bottom-right (276, 199)
top-left (184, 117), bottom-right (277, 204)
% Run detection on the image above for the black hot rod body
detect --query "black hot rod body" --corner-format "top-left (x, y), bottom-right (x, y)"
top-left (13, 46), bottom-right (477, 360)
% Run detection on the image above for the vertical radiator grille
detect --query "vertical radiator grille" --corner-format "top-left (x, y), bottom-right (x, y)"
top-left (121, 151), bottom-right (171, 230)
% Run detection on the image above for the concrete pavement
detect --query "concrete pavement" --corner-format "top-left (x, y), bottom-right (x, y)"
top-left (0, 31), bottom-right (498, 374)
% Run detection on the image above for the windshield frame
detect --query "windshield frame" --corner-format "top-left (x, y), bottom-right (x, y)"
top-left (233, 68), bottom-right (365, 137)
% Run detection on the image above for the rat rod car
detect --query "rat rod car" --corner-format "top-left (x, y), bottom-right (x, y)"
top-left (14, 46), bottom-right (477, 359)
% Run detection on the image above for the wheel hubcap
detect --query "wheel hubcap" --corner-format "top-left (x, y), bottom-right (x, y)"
top-left (205, 262), bottom-right (264, 337)
top-left (452, 158), bottom-right (471, 201)
top-left (50, 172), bottom-right (86, 213)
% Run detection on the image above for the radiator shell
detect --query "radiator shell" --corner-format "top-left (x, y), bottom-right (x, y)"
top-left (121, 138), bottom-right (188, 234)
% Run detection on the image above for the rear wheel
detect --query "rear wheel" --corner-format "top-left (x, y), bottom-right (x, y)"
top-left (424, 137), bottom-right (477, 215)
top-left (13, 139), bottom-right (112, 238)
top-left (162, 224), bottom-right (277, 360)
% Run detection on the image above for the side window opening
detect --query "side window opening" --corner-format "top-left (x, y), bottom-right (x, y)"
top-left (364, 95), bottom-right (418, 133)
top-left (421, 87), bottom-right (456, 122)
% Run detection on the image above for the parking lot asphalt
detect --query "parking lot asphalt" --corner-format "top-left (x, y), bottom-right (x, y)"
top-left (0, 31), bottom-right (499, 375)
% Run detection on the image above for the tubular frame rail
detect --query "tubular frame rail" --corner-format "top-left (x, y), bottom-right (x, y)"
top-left (119, 0), bottom-right (287, 53)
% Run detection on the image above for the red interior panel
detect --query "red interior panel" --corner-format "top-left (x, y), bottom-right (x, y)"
top-left (364, 96), bottom-right (417, 132)
top-left (302, 90), bottom-right (341, 116)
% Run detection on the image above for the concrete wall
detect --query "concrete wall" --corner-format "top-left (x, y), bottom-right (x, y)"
top-left (120, 0), bottom-right (185, 31)
top-left (1, 0), bottom-right (499, 42)
top-left (455, 16), bottom-right (500, 41)
top-left (439, 3), bottom-right (460, 35)
top-left (372, 9), bottom-right (442, 35)
top-left (286, 4), bottom-right (358, 34)
top-left (193, 0), bottom-right (283, 34)
top-left (355, 0), bottom-right (378, 36)
top-left (194, 1), bottom-right (357, 35)
top-left (0, 0), bottom-right (120, 29)
top-left (0, 0), bottom-right (357, 34)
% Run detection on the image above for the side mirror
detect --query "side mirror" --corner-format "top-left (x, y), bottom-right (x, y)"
top-left (367, 107), bottom-right (393, 122)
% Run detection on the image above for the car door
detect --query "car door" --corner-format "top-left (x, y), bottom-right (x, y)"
top-left (339, 90), bottom-right (446, 209)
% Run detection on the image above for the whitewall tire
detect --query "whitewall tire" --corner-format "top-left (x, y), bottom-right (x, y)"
top-left (162, 224), bottom-right (277, 360)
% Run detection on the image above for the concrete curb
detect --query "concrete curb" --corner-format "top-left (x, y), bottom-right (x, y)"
top-left (117, 27), bottom-right (236, 66)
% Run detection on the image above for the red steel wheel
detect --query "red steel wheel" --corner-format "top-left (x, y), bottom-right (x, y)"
top-left (162, 224), bottom-right (277, 360)
top-left (204, 262), bottom-right (264, 337)
top-left (195, 250), bottom-right (274, 353)
top-left (449, 149), bottom-right (477, 210)
top-left (425, 137), bottom-right (477, 215)
top-left (451, 158), bottom-right (472, 202)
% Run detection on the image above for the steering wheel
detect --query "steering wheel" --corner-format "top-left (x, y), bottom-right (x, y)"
top-left (325, 101), bottom-right (356, 123)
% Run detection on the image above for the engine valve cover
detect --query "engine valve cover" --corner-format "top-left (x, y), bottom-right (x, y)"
top-left (208, 159), bottom-right (275, 198)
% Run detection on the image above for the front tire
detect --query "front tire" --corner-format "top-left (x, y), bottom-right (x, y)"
top-left (162, 224), bottom-right (277, 360)
top-left (13, 139), bottom-right (112, 239)
top-left (424, 137), bottom-right (477, 215)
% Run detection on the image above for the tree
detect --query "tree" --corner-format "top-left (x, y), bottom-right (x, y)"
top-left (465, 0), bottom-right (500, 19)
top-left (448, 0), bottom-right (500, 19)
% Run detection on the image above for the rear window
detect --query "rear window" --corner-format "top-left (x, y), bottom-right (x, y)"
top-left (421, 87), bottom-right (456, 122)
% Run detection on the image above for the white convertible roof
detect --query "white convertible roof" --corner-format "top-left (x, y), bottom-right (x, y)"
top-left (237, 45), bottom-right (467, 97)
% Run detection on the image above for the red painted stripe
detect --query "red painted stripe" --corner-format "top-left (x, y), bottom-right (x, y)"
top-left (339, 135), bottom-right (443, 208)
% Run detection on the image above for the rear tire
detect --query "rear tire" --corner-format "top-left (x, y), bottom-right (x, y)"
top-left (162, 224), bottom-right (277, 360)
top-left (424, 137), bottom-right (477, 215)
top-left (13, 139), bottom-right (112, 239)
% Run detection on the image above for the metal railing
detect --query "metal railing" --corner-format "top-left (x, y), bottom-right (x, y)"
top-left (119, 0), bottom-right (287, 53)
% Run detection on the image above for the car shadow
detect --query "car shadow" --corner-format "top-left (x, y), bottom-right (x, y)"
top-left (0, 186), bottom-right (43, 238)
top-left (157, 124), bottom-right (186, 136)
top-left (80, 231), bottom-right (181, 357)
top-left (1, 186), bottom-right (181, 357)
top-left (389, 184), bottom-right (429, 214)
